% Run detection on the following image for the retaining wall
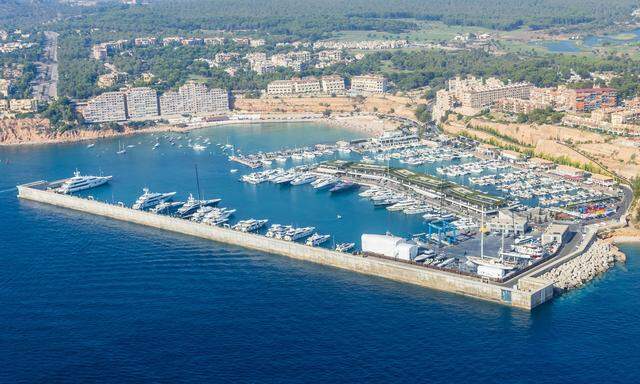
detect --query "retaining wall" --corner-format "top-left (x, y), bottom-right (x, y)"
top-left (17, 183), bottom-right (553, 310)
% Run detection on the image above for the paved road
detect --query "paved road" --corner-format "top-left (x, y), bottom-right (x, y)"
top-left (32, 31), bottom-right (58, 101)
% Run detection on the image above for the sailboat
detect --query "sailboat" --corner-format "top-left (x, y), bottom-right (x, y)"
top-left (116, 141), bottom-right (126, 154)
top-left (466, 207), bottom-right (517, 279)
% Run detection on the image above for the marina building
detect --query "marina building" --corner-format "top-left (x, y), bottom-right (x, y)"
top-left (82, 91), bottom-right (127, 123)
top-left (361, 234), bottom-right (418, 261)
top-left (541, 223), bottom-right (570, 246)
top-left (350, 75), bottom-right (387, 94)
top-left (125, 87), bottom-right (159, 119)
top-left (487, 209), bottom-right (529, 235)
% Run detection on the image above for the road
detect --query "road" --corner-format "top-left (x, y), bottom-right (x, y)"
top-left (32, 31), bottom-right (58, 101)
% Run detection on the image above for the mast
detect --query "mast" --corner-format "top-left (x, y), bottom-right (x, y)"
top-left (480, 205), bottom-right (485, 259)
top-left (195, 164), bottom-right (202, 200)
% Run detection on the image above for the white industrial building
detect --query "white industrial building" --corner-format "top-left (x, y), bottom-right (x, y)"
top-left (361, 234), bottom-right (418, 261)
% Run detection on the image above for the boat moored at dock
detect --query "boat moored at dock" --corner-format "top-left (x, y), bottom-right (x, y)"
top-left (55, 170), bottom-right (112, 194)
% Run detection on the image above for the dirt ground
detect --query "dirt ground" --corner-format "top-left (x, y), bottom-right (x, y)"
top-left (460, 118), bottom-right (640, 179)
top-left (234, 95), bottom-right (421, 120)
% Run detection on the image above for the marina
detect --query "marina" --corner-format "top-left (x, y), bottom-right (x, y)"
top-left (8, 121), bottom-right (630, 310)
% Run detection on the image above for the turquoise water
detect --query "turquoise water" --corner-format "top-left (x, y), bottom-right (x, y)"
top-left (541, 28), bottom-right (640, 53)
top-left (1, 122), bottom-right (639, 383)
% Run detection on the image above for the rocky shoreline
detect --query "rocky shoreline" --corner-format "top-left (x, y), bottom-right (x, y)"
top-left (541, 239), bottom-right (627, 292)
top-left (0, 115), bottom-right (382, 147)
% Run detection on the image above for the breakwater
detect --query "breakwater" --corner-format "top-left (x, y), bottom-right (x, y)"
top-left (540, 239), bottom-right (626, 291)
top-left (17, 181), bottom-right (554, 310)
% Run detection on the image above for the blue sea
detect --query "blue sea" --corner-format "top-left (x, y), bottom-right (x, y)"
top-left (1, 122), bottom-right (639, 383)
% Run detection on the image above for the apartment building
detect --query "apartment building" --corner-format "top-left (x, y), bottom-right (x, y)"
top-left (160, 81), bottom-right (229, 116)
top-left (134, 37), bottom-right (157, 46)
top-left (292, 77), bottom-right (320, 94)
top-left (321, 75), bottom-right (345, 94)
top-left (0, 78), bottom-right (10, 97)
top-left (82, 92), bottom-right (127, 123)
top-left (91, 45), bottom-right (108, 60)
top-left (568, 88), bottom-right (618, 112)
top-left (318, 50), bottom-right (342, 62)
top-left (251, 61), bottom-right (275, 75)
top-left (493, 98), bottom-right (549, 115)
top-left (350, 75), bottom-right (387, 94)
top-left (267, 80), bottom-right (295, 96)
top-left (434, 76), bottom-right (532, 119)
top-left (449, 76), bottom-right (531, 109)
top-left (125, 87), bottom-right (159, 119)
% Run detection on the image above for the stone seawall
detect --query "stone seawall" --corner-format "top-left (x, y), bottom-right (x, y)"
top-left (540, 239), bottom-right (626, 291)
top-left (17, 183), bottom-right (554, 310)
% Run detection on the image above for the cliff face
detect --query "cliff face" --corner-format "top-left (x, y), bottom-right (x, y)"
top-left (0, 118), bottom-right (121, 145)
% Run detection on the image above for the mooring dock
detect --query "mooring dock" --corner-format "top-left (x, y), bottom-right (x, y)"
top-left (17, 180), bottom-right (554, 310)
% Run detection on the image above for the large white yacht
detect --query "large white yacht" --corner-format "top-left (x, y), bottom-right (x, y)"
top-left (132, 188), bottom-right (177, 210)
top-left (57, 170), bottom-right (112, 194)
top-left (176, 194), bottom-right (222, 217)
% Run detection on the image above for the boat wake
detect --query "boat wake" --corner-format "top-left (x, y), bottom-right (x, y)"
top-left (0, 187), bottom-right (17, 194)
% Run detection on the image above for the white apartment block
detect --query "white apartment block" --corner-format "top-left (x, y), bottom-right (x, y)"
top-left (82, 92), bottom-right (127, 123)
top-left (293, 77), bottom-right (321, 94)
top-left (0, 78), bottom-right (10, 97)
top-left (9, 98), bottom-right (37, 113)
top-left (449, 76), bottom-right (531, 109)
top-left (321, 75), bottom-right (345, 94)
top-left (159, 81), bottom-right (229, 116)
top-left (318, 50), bottom-right (342, 62)
top-left (351, 75), bottom-right (387, 94)
top-left (267, 80), bottom-right (295, 96)
top-left (251, 61), bottom-right (275, 75)
top-left (125, 87), bottom-right (159, 119)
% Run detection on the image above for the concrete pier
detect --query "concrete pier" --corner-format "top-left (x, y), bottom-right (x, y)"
top-left (17, 181), bottom-right (554, 310)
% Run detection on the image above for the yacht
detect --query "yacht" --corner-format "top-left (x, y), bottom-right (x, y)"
top-left (87, 143), bottom-right (95, 148)
top-left (57, 170), bottom-right (112, 194)
top-left (312, 176), bottom-right (338, 190)
top-left (329, 180), bottom-right (358, 193)
top-left (273, 171), bottom-right (298, 184)
top-left (153, 142), bottom-right (160, 150)
top-left (202, 207), bottom-right (236, 225)
top-left (193, 144), bottom-right (207, 151)
top-left (150, 201), bottom-right (183, 214)
top-left (291, 153), bottom-right (304, 161)
top-left (284, 226), bottom-right (315, 241)
top-left (335, 242), bottom-right (355, 253)
top-left (132, 188), bottom-right (177, 210)
top-left (290, 173), bottom-right (316, 186)
top-left (232, 219), bottom-right (268, 233)
top-left (306, 233), bottom-right (331, 247)
top-left (176, 194), bottom-right (222, 217)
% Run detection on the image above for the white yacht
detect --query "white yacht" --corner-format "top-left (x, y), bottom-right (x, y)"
top-left (150, 201), bottom-right (183, 214)
top-left (177, 194), bottom-right (222, 217)
top-left (132, 188), bottom-right (177, 210)
top-left (312, 176), bottom-right (338, 190)
top-left (193, 144), bottom-right (207, 151)
top-left (233, 219), bottom-right (268, 233)
top-left (306, 233), bottom-right (330, 246)
top-left (284, 226), bottom-right (315, 241)
top-left (335, 242), bottom-right (355, 253)
top-left (57, 170), bottom-right (112, 194)
top-left (290, 173), bottom-right (316, 186)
